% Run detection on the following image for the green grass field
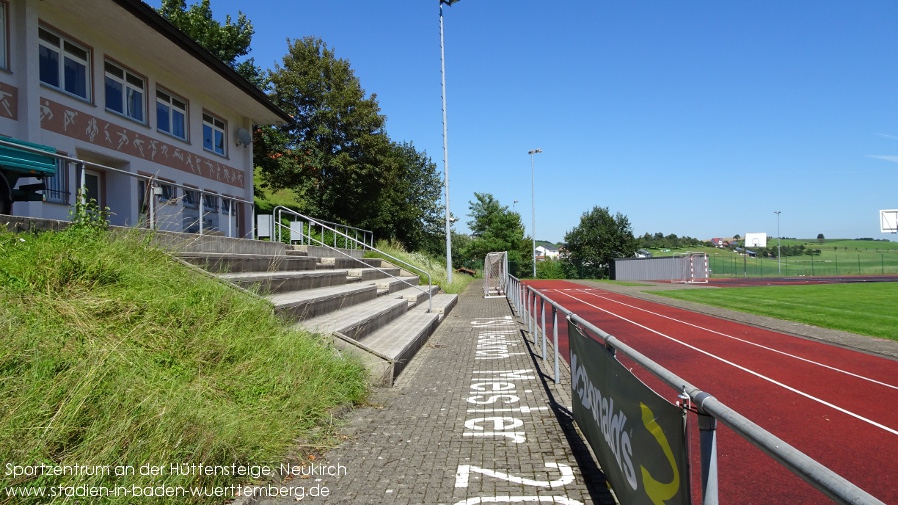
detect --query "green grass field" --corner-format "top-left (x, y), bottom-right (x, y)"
top-left (653, 283), bottom-right (898, 341)
top-left (646, 239), bottom-right (898, 277)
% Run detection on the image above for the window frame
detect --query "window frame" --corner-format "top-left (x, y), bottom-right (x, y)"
top-left (105, 59), bottom-right (145, 123)
top-left (44, 158), bottom-right (70, 204)
top-left (38, 25), bottom-right (91, 101)
top-left (155, 88), bottom-right (188, 141)
top-left (0, 2), bottom-right (8, 71)
top-left (182, 186), bottom-right (199, 209)
top-left (202, 192), bottom-right (218, 214)
top-left (202, 112), bottom-right (227, 157)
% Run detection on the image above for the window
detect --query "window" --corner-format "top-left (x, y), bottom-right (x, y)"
top-left (202, 113), bottom-right (226, 156)
top-left (105, 61), bottom-right (144, 122)
top-left (183, 188), bottom-right (198, 209)
top-left (44, 159), bottom-right (69, 204)
top-left (157, 182), bottom-right (174, 202)
top-left (39, 27), bottom-right (90, 100)
top-left (202, 193), bottom-right (218, 213)
top-left (156, 89), bottom-right (187, 140)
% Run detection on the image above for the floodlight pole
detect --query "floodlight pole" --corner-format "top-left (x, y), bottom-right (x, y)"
top-left (439, 0), bottom-right (459, 284)
top-left (773, 210), bottom-right (783, 276)
top-left (529, 148), bottom-right (542, 278)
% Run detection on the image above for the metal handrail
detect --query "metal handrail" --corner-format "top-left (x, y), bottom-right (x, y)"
top-left (274, 206), bottom-right (373, 250)
top-left (0, 137), bottom-right (255, 238)
top-left (271, 206), bottom-right (432, 312)
top-left (505, 274), bottom-right (884, 505)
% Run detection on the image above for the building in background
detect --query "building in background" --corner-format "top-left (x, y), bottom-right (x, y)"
top-left (0, 0), bottom-right (289, 237)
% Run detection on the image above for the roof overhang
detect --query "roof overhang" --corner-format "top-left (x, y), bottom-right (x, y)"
top-left (50, 0), bottom-right (291, 125)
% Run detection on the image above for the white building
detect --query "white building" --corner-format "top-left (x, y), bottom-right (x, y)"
top-left (0, 0), bottom-right (289, 237)
top-left (535, 244), bottom-right (560, 260)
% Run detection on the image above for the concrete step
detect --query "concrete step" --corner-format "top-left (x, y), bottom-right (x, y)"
top-left (270, 283), bottom-right (378, 321)
top-left (360, 310), bottom-right (441, 382)
top-left (317, 257), bottom-right (383, 269)
top-left (376, 276), bottom-right (421, 295)
top-left (219, 269), bottom-right (349, 294)
top-left (297, 293), bottom-right (411, 341)
top-left (347, 267), bottom-right (401, 281)
top-left (417, 293), bottom-right (458, 321)
top-left (178, 252), bottom-right (318, 273)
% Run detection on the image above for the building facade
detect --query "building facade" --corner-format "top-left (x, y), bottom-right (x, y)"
top-left (0, 0), bottom-right (289, 237)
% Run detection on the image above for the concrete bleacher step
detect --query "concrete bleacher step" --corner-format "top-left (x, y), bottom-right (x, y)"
top-left (178, 252), bottom-right (318, 273)
top-left (376, 276), bottom-right (420, 295)
top-left (317, 257), bottom-right (383, 269)
top-left (297, 292), bottom-right (412, 341)
top-left (347, 267), bottom-right (401, 281)
top-left (360, 311), bottom-right (441, 381)
top-left (271, 283), bottom-right (378, 321)
top-left (219, 269), bottom-right (349, 294)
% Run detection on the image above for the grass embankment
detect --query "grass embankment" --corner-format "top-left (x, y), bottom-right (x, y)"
top-left (652, 283), bottom-right (898, 341)
top-left (0, 226), bottom-right (367, 504)
top-left (365, 240), bottom-right (475, 294)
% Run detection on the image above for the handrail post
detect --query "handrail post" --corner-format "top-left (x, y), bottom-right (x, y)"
top-left (540, 297), bottom-right (547, 360)
top-left (149, 179), bottom-right (156, 230)
top-left (699, 411), bottom-right (719, 505)
top-left (552, 306), bottom-right (559, 384)
top-left (199, 191), bottom-right (204, 235)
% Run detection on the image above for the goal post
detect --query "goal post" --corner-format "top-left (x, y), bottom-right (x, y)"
top-left (672, 252), bottom-right (709, 284)
top-left (483, 251), bottom-right (509, 298)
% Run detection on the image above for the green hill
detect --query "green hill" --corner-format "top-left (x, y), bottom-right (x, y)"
top-left (0, 224), bottom-right (367, 504)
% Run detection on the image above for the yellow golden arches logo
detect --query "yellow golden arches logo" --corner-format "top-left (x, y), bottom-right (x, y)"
top-left (639, 403), bottom-right (681, 504)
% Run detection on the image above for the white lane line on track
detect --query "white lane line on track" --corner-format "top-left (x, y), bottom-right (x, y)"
top-left (565, 288), bottom-right (898, 392)
top-left (549, 289), bottom-right (898, 437)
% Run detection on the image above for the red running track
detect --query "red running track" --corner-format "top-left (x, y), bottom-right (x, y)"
top-left (523, 280), bottom-right (898, 504)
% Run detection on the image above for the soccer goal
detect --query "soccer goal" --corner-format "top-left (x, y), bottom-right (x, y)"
top-left (672, 252), bottom-right (710, 284)
top-left (483, 252), bottom-right (509, 298)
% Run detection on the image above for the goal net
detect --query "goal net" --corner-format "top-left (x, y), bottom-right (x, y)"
top-left (483, 252), bottom-right (508, 298)
top-left (672, 252), bottom-right (710, 284)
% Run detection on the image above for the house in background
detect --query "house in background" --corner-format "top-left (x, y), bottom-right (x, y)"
top-left (0, 0), bottom-right (289, 237)
top-left (535, 243), bottom-right (560, 260)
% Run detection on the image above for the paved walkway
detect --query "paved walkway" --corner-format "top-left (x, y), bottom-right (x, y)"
top-left (252, 284), bottom-right (613, 505)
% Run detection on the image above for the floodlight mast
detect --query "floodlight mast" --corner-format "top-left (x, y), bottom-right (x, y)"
top-left (529, 148), bottom-right (542, 278)
top-left (439, 0), bottom-right (459, 283)
top-left (774, 211), bottom-right (781, 275)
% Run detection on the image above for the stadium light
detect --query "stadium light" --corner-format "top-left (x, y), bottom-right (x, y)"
top-left (529, 148), bottom-right (543, 278)
top-left (440, 0), bottom-right (459, 284)
top-left (773, 210), bottom-right (783, 276)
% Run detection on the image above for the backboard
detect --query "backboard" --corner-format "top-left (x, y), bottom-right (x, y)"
top-left (880, 209), bottom-right (898, 233)
top-left (744, 232), bottom-right (767, 248)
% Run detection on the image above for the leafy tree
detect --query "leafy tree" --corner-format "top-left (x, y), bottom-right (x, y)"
top-left (562, 206), bottom-right (637, 279)
top-left (817, 233), bottom-right (825, 244)
top-left (157, 0), bottom-right (264, 86)
top-left (262, 37), bottom-right (441, 248)
top-left (462, 193), bottom-right (531, 277)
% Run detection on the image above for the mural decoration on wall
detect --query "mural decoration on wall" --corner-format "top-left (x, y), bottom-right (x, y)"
top-left (0, 82), bottom-right (18, 120)
top-left (39, 98), bottom-right (245, 189)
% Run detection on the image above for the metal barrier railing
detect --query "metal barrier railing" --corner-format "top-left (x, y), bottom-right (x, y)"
top-left (274, 206), bottom-right (374, 250)
top-left (0, 138), bottom-right (255, 238)
top-left (271, 206), bottom-right (432, 313)
top-left (505, 274), bottom-right (884, 505)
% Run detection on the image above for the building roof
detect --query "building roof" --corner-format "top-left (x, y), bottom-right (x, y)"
top-left (100, 0), bottom-right (291, 124)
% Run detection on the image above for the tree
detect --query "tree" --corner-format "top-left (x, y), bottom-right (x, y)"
top-left (462, 193), bottom-right (531, 276)
top-left (157, 0), bottom-right (263, 86)
top-left (562, 206), bottom-right (637, 279)
top-left (817, 233), bottom-right (825, 244)
top-left (262, 37), bottom-right (442, 248)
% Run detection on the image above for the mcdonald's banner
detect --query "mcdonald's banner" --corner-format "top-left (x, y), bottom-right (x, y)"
top-left (568, 320), bottom-right (689, 505)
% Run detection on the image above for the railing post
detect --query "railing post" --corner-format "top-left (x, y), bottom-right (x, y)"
top-left (552, 306), bottom-right (559, 384)
top-left (76, 162), bottom-right (86, 206)
top-left (541, 297), bottom-right (547, 360)
top-left (149, 179), bottom-right (156, 230)
top-left (699, 410), bottom-right (719, 505)
top-left (199, 191), bottom-right (204, 235)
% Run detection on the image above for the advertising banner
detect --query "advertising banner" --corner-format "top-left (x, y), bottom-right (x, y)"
top-left (568, 320), bottom-right (689, 505)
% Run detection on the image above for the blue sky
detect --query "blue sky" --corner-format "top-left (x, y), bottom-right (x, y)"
top-left (147, 0), bottom-right (898, 244)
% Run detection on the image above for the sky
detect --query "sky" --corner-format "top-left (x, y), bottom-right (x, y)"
top-left (146, 0), bottom-right (898, 244)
